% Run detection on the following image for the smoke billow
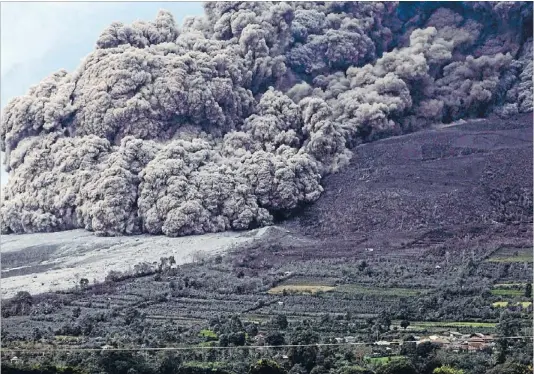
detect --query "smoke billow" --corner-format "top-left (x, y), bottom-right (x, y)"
top-left (1, 2), bottom-right (532, 236)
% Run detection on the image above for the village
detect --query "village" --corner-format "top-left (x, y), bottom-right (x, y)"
top-left (249, 330), bottom-right (496, 358)
top-left (335, 331), bottom-right (495, 357)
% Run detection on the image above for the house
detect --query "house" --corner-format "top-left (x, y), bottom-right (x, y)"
top-left (465, 333), bottom-right (494, 351)
top-left (417, 335), bottom-right (450, 347)
top-left (101, 345), bottom-right (114, 350)
top-left (10, 357), bottom-right (19, 364)
top-left (334, 336), bottom-right (357, 344)
top-left (470, 333), bottom-right (494, 343)
top-left (442, 333), bottom-right (495, 352)
top-left (467, 339), bottom-right (484, 350)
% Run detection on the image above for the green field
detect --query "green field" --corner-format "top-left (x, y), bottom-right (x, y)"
top-left (490, 288), bottom-right (524, 297)
top-left (199, 329), bottom-right (218, 339)
top-left (493, 301), bottom-right (532, 309)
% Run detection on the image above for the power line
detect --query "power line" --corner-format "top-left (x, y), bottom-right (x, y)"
top-left (1, 336), bottom-right (532, 353)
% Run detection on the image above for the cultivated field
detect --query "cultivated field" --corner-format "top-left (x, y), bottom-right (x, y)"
top-left (486, 247), bottom-right (533, 263)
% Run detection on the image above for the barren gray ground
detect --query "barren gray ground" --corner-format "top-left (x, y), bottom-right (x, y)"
top-left (0, 227), bottom-right (273, 298)
top-left (286, 113), bottom-right (533, 240)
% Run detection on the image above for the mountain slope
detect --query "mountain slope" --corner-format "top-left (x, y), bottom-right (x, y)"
top-left (285, 113), bottom-right (533, 241)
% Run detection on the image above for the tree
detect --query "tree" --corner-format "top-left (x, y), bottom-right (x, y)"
top-left (246, 323), bottom-right (259, 337)
top-left (433, 366), bottom-right (464, 374)
top-left (310, 366), bottom-right (328, 374)
top-left (219, 334), bottom-right (229, 347)
top-left (124, 307), bottom-right (141, 325)
top-left (179, 364), bottom-right (232, 374)
top-left (400, 320), bottom-right (410, 330)
top-left (413, 341), bottom-right (441, 374)
top-left (416, 341), bottom-right (439, 359)
top-left (376, 359), bottom-right (417, 374)
top-left (227, 315), bottom-right (244, 333)
top-left (249, 359), bottom-right (287, 374)
top-left (98, 351), bottom-right (150, 374)
top-left (13, 291), bottom-right (33, 315)
top-left (400, 335), bottom-right (417, 356)
top-left (288, 364), bottom-right (307, 374)
top-left (288, 327), bottom-right (319, 370)
top-left (339, 366), bottom-right (374, 374)
top-left (495, 311), bottom-right (522, 364)
top-left (72, 306), bottom-right (81, 319)
top-left (266, 332), bottom-right (286, 346)
top-left (105, 270), bottom-right (123, 283)
top-left (32, 327), bottom-right (43, 342)
top-left (376, 310), bottom-right (392, 333)
top-left (229, 331), bottom-right (246, 346)
top-left (159, 257), bottom-right (169, 272)
top-left (525, 283), bottom-right (532, 298)
top-left (273, 314), bottom-right (289, 329)
top-left (79, 278), bottom-right (89, 289)
top-left (486, 362), bottom-right (532, 374)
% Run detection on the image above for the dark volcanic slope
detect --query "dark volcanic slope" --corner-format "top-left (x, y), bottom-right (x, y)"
top-left (285, 113), bottom-right (533, 240)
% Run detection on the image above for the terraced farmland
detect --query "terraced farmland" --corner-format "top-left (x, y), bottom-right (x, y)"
top-left (267, 285), bottom-right (336, 295)
top-left (486, 247), bottom-right (533, 263)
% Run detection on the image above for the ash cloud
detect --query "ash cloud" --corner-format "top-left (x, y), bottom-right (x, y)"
top-left (1, 2), bottom-right (532, 236)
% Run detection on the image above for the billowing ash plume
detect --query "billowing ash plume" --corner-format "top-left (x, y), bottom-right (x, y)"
top-left (1, 2), bottom-right (532, 236)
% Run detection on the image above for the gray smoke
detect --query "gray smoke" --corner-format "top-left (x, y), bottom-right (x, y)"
top-left (1, 2), bottom-right (532, 236)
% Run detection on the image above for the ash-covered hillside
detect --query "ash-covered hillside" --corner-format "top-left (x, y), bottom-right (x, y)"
top-left (285, 113), bottom-right (533, 239)
top-left (1, 2), bottom-right (532, 237)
